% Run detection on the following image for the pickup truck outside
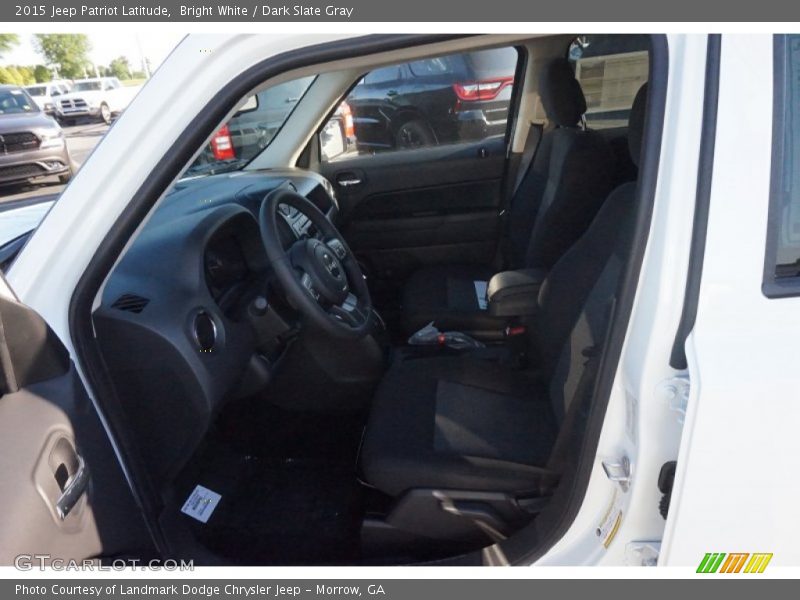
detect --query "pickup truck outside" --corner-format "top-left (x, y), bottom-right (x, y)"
top-left (54, 77), bottom-right (140, 125)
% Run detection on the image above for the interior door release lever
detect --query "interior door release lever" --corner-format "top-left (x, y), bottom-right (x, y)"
top-left (55, 455), bottom-right (90, 520)
top-left (336, 173), bottom-right (363, 187)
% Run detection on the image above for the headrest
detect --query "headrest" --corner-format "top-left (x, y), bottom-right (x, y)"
top-left (538, 58), bottom-right (587, 127)
top-left (628, 83), bottom-right (648, 168)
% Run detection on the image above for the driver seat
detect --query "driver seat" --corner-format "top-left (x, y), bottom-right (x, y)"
top-left (359, 84), bottom-right (648, 543)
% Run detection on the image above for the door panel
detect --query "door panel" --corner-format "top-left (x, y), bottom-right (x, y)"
top-left (321, 136), bottom-right (507, 282)
top-left (0, 291), bottom-right (152, 565)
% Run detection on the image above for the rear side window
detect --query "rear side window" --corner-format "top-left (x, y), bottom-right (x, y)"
top-left (320, 46), bottom-right (520, 162)
top-left (568, 35), bottom-right (650, 129)
top-left (408, 57), bottom-right (451, 76)
top-left (764, 35), bottom-right (800, 295)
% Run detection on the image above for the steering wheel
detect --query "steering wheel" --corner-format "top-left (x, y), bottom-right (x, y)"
top-left (259, 187), bottom-right (373, 339)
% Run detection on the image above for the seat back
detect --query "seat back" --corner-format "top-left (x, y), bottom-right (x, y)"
top-left (507, 58), bottom-right (617, 271)
top-left (540, 82), bottom-right (648, 478)
top-left (536, 83), bottom-right (648, 389)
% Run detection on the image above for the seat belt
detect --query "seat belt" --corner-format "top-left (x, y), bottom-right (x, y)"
top-left (513, 121), bottom-right (544, 196)
top-left (497, 121), bottom-right (544, 269)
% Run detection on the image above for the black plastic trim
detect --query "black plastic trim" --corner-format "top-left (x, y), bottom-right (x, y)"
top-left (763, 35), bottom-right (800, 298)
top-left (669, 35), bottom-right (721, 369)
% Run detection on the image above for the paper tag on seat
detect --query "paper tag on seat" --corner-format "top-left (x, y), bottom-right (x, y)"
top-left (473, 280), bottom-right (488, 310)
top-left (180, 485), bottom-right (221, 523)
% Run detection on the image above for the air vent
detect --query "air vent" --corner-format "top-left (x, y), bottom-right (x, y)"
top-left (111, 293), bottom-right (149, 313)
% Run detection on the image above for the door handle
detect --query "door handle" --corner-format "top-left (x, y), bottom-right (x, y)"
top-left (337, 178), bottom-right (362, 187)
top-left (55, 454), bottom-right (90, 520)
top-left (386, 90), bottom-right (398, 97)
top-left (336, 172), bottom-right (363, 187)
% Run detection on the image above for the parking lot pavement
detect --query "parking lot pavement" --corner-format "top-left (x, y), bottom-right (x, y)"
top-left (0, 122), bottom-right (109, 208)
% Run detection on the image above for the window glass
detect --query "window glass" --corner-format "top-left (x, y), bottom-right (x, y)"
top-left (0, 88), bottom-right (37, 114)
top-left (185, 76), bottom-right (315, 177)
top-left (767, 35), bottom-right (800, 283)
top-left (363, 66), bottom-right (402, 85)
top-left (73, 80), bottom-right (103, 92)
top-left (568, 35), bottom-right (650, 129)
top-left (408, 57), bottom-right (450, 76)
top-left (320, 46), bottom-right (519, 161)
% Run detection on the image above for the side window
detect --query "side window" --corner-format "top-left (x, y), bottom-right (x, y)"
top-left (408, 57), bottom-right (450, 76)
top-left (568, 35), bottom-right (650, 129)
top-left (363, 66), bottom-right (402, 85)
top-left (765, 35), bottom-right (800, 294)
top-left (185, 76), bottom-right (315, 177)
top-left (320, 46), bottom-right (519, 162)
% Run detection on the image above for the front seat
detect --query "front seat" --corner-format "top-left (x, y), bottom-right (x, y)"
top-left (360, 84), bottom-right (648, 543)
top-left (401, 57), bottom-right (616, 337)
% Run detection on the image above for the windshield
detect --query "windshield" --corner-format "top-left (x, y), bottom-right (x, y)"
top-left (184, 75), bottom-right (315, 178)
top-left (0, 89), bottom-right (38, 115)
top-left (26, 86), bottom-right (46, 97)
top-left (73, 81), bottom-right (103, 92)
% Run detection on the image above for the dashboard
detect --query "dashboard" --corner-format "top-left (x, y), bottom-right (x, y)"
top-left (91, 168), bottom-right (339, 486)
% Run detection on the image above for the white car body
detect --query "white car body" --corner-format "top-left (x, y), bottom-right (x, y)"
top-left (54, 76), bottom-right (140, 122)
top-left (24, 80), bottom-right (71, 114)
top-left (3, 32), bottom-right (799, 568)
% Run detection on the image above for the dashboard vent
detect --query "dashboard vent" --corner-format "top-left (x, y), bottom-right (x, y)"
top-left (111, 293), bottom-right (149, 314)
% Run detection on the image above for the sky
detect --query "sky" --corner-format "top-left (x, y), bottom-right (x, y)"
top-left (1, 33), bottom-right (186, 71)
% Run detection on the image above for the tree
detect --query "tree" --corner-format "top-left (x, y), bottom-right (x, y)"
top-left (32, 34), bottom-right (91, 79)
top-left (0, 34), bottom-right (19, 58)
top-left (107, 56), bottom-right (131, 80)
top-left (0, 67), bottom-right (13, 84)
top-left (33, 65), bottom-right (51, 83)
top-left (5, 66), bottom-right (23, 85)
top-left (16, 66), bottom-right (35, 85)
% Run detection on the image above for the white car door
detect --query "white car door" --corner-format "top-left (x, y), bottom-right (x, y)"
top-left (0, 276), bottom-right (151, 565)
top-left (661, 33), bottom-right (800, 568)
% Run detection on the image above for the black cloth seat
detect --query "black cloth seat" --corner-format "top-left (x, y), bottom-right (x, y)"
top-left (360, 355), bottom-right (558, 497)
top-left (361, 84), bottom-right (648, 501)
top-left (401, 58), bottom-right (616, 336)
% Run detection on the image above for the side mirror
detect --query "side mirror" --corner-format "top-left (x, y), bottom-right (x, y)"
top-left (320, 118), bottom-right (347, 161)
top-left (233, 94), bottom-right (258, 117)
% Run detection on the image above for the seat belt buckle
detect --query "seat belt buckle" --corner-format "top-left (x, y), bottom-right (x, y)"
top-left (504, 325), bottom-right (527, 337)
top-left (503, 324), bottom-right (529, 368)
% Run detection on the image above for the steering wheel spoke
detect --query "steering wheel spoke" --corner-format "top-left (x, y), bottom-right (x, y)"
top-left (329, 293), bottom-right (369, 328)
top-left (324, 238), bottom-right (348, 261)
top-left (298, 271), bottom-right (322, 303)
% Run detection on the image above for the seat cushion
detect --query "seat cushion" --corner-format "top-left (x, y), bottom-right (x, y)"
top-left (401, 264), bottom-right (507, 336)
top-left (360, 355), bottom-right (558, 497)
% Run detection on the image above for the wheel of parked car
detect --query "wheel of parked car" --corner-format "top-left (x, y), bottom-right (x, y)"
top-left (394, 119), bottom-right (436, 149)
top-left (100, 103), bottom-right (111, 125)
top-left (259, 187), bottom-right (373, 339)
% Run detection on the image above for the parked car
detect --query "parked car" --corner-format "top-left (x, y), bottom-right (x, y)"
top-left (0, 85), bottom-right (73, 186)
top-left (189, 77), bottom-right (356, 174)
top-left (24, 80), bottom-right (72, 115)
top-left (345, 47), bottom-right (517, 153)
top-left (2, 33), bottom-right (800, 571)
top-left (54, 77), bottom-right (139, 125)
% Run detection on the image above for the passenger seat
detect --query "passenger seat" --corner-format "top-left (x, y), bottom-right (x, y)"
top-left (401, 57), bottom-right (616, 337)
top-left (358, 84), bottom-right (649, 544)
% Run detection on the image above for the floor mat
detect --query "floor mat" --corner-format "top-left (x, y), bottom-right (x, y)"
top-left (176, 405), bottom-right (367, 565)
